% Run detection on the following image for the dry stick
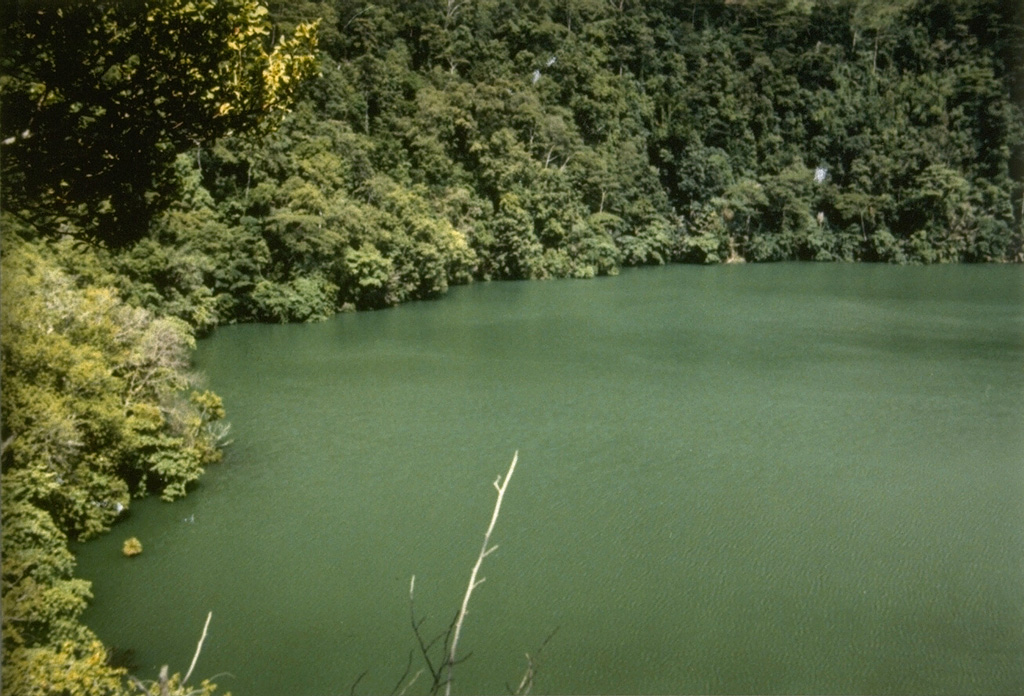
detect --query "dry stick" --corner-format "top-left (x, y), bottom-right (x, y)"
top-left (408, 574), bottom-right (444, 690)
top-left (389, 646), bottom-right (417, 696)
top-left (159, 665), bottom-right (170, 696)
top-left (182, 612), bottom-right (213, 685)
top-left (349, 670), bottom-right (369, 696)
top-left (511, 626), bottom-right (560, 696)
top-left (397, 668), bottom-right (425, 696)
top-left (444, 451), bottom-right (519, 696)
top-left (409, 579), bottom-right (466, 695)
top-left (390, 642), bottom-right (425, 696)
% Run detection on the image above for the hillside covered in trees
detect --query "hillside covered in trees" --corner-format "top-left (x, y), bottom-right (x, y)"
top-left (1, 0), bottom-right (1022, 693)
top-left (8, 0), bottom-right (1024, 329)
top-left (41, 0), bottom-right (1024, 328)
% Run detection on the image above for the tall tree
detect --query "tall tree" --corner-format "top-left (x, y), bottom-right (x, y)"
top-left (0, 0), bottom-right (318, 246)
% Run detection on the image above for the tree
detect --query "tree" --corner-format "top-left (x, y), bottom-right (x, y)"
top-left (1, 236), bottom-right (229, 695)
top-left (483, 194), bottom-right (546, 279)
top-left (0, 0), bottom-right (318, 246)
top-left (1, 240), bottom-right (225, 526)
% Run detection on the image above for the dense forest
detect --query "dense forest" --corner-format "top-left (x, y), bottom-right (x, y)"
top-left (2, 0), bottom-right (1022, 693)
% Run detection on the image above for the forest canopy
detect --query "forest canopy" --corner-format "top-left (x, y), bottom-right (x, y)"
top-left (0, 0), bottom-right (319, 246)
top-left (4, 0), bottom-right (1022, 317)
top-left (24, 0), bottom-right (1014, 328)
top-left (1, 2), bottom-right (316, 693)
top-left (1, 0), bottom-right (1022, 694)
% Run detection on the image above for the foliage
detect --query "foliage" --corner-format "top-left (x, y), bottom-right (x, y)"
top-left (1, 241), bottom-right (225, 522)
top-left (0, 0), bottom-right (319, 246)
top-left (95, 0), bottom-right (1020, 330)
top-left (1, 640), bottom-right (126, 696)
top-left (0, 2), bottom-right (316, 693)
top-left (0, 488), bottom-right (128, 695)
top-left (122, 538), bottom-right (144, 558)
top-left (1, 1), bottom-right (1021, 693)
top-left (1, 236), bottom-right (227, 694)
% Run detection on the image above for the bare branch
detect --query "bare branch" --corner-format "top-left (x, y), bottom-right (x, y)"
top-left (445, 451), bottom-right (519, 696)
top-left (159, 665), bottom-right (170, 696)
top-left (349, 669), bottom-right (368, 696)
top-left (389, 649), bottom-right (416, 696)
top-left (409, 576), bottom-right (459, 694)
top-left (396, 668), bottom-right (425, 696)
top-left (511, 627), bottom-right (559, 696)
top-left (439, 609), bottom-right (459, 670)
top-left (182, 612), bottom-right (212, 685)
top-left (127, 675), bottom-right (150, 694)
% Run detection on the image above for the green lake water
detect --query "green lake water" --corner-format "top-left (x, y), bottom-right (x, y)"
top-left (76, 263), bottom-right (1024, 695)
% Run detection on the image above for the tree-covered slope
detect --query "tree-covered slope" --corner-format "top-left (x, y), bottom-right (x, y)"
top-left (1, 1), bottom-right (316, 692)
top-left (0, 236), bottom-right (228, 695)
top-left (89, 0), bottom-right (1024, 326)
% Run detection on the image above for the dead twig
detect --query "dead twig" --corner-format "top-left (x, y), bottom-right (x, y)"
top-left (444, 451), bottom-right (519, 696)
top-left (349, 669), bottom-right (368, 696)
top-left (182, 612), bottom-right (212, 685)
top-left (509, 626), bottom-right (560, 695)
top-left (389, 649), bottom-right (416, 696)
